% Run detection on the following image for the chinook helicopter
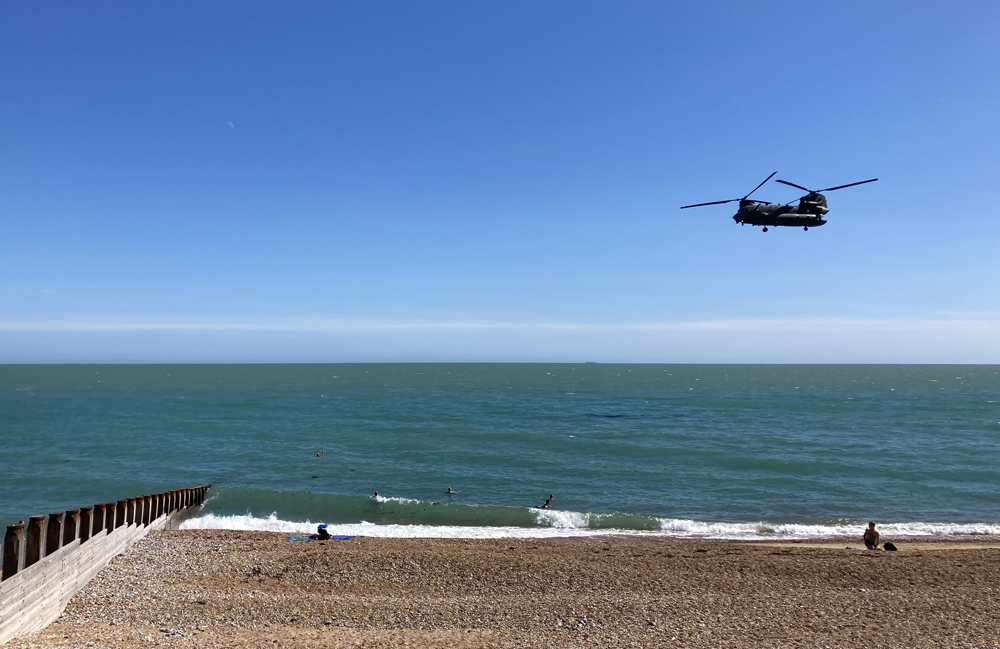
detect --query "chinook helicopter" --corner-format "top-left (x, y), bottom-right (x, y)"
top-left (680, 172), bottom-right (877, 231)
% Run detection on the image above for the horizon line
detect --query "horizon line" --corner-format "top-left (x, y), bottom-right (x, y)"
top-left (2, 315), bottom-right (999, 333)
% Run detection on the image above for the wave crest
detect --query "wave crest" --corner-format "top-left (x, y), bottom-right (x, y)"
top-left (180, 510), bottom-right (1000, 540)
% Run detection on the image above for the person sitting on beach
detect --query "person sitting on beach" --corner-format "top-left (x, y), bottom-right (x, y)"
top-left (863, 521), bottom-right (880, 550)
top-left (310, 524), bottom-right (332, 541)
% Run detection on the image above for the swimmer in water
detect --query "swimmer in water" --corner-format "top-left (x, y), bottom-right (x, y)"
top-left (446, 487), bottom-right (455, 495)
top-left (537, 495), bottom-right (553, 509)
top-left (373, 491), bottom-right (380, 500)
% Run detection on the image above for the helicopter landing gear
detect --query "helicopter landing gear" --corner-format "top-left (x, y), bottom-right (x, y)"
top-left (762, 227), bottom-right (768, 233)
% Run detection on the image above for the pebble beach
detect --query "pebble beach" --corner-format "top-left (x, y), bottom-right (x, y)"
top-left (7, 530), bottom-right (1000, 648)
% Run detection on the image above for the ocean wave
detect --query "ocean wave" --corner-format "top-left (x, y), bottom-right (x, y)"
top-left (377, 496), bottom-right (422, 504)
top-left (178, 511), bottom-right (1000, 540)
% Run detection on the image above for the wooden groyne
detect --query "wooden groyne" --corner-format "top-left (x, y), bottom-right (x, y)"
top-left (0, 485), bottom-right (210, 645)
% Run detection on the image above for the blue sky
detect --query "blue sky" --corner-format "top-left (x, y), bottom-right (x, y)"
top-left (2, 1), bottom-right (998, 362)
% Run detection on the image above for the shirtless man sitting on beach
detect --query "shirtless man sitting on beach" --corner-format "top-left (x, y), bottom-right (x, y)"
top-left (864, 521), bottom-right (880, 549)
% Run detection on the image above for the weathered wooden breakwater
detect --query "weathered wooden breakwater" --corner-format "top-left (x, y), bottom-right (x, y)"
top-left (0, 485), bottom-right (210, 645)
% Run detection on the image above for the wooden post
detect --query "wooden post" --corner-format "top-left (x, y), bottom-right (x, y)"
top-left (167, 490), bottom-right (176, 513)
top-left (64, 509), bottom-right (80, 546)
top-left (92, 504), bottom-right (106, 538)
top-left (126, 498), bottom-right (136, 526)
top-left (116, 500), bottom-right (128, 528)
top-left (25, 516), bottom-right (45, 568)
top-left (142, 496), bottom-right (152, 526)
top-left (2, 522), bottom-right (25, 581)
top-left (79, 507), bottom-right (92, 543)
top-left (104, 502), bottom-right (117, 533)
top-left (46, 512), bottom-right (64, 556)
top-left (156, 493), bottom-right (164, 519)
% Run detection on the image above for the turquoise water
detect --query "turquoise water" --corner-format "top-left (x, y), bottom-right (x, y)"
top-left (1, 364), bottom-right (998, 538)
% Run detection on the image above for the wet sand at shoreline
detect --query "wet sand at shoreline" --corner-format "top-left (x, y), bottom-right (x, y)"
top-left (8, 530), bottom-right (1000, 648)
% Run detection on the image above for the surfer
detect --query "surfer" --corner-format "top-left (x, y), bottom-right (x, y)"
top-left (537, 494), bottom-right (554, 509)
top-left (863, 521), bottom-right (880, 550)
top-left (373, 491), bottom-right (380, 500)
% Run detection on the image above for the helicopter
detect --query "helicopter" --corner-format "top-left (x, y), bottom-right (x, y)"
top-left (680, 172), bottom-right (877, 231)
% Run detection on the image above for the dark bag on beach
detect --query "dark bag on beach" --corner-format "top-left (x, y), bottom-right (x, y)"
top-left (883, 542), bottom-right (897, 551)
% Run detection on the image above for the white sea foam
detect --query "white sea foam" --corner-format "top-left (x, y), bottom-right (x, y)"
top-left (532, 508), bottom-right (591, 528)
top-left (366, 495), bottom-right (421, 504)
top-left (179, 511), bottom-right (1000, 540)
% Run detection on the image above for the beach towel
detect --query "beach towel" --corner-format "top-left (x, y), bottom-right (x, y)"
top-left (285, 533), bottom-right (356, 542)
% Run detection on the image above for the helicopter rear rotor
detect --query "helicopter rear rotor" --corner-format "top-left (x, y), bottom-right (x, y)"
top-left (776, 178), bottom-right (878, 194)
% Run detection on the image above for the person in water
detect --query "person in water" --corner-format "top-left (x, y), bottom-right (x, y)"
top-left (446, 487), bottom-right (455, 495)
top-left (863, 521), bottom-right (880, 549)
top-left (310, 524), bottom-right (332, 541)
top-left (537, 494), bottom-right (555, 509)
top-left (373, 491), bottom-right (380, 500)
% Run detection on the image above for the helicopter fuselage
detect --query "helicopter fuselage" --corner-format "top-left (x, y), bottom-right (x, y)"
top-left (733, 195), bottom-right (828, 229)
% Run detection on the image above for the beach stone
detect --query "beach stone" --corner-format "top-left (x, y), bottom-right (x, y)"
top-left (5, 531), bottom-right (1000, 648)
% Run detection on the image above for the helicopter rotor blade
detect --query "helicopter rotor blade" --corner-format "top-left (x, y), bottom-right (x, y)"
top-left (818, 178), bottom-right (878, 192)
top-left (775, 179), bottom-right (811, 193)
top-left (743, 171), bottom-right (777, 200)
top-left (680, 199), bottom-right (739, 209)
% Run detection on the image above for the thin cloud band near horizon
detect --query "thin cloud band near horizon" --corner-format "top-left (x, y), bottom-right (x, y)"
top-left (1, 316), bottom-right (998, 334)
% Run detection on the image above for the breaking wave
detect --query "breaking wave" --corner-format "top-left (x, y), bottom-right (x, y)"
top-left (178, 490), bottom-right (1000, 540)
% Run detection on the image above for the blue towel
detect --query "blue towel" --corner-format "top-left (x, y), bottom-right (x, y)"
top-left (285, 533), bottom-right (356, 542)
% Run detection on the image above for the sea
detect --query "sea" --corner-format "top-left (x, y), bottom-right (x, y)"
top-left (2, 364), bottom-right (998, 540)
